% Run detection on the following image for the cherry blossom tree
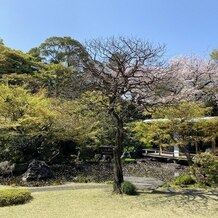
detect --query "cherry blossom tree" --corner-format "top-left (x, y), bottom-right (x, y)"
top-left (167, 56), bottom-right (218, 108)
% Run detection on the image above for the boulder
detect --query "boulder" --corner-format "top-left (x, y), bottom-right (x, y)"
top-left (100, 155), bottom-right (112, 163)
top-left (0, 161), bottom-right (15, 176)
top-left (22, 159), bottom-right (54, 182)
top-left (13, 163), bottom-right (28, 174)
top-left (121, 151), bottom-right (131, 159)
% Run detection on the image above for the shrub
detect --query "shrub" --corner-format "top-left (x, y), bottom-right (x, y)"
top-left (171, 173), bottom-right (196, 186)
top-left (74, 174), bottom-right (96, 183)
top-left (191, 153), bottom-right (218, 187)
top-left (70, 155), bottom-right (78, 162)
top-left (94, 154), bottom-right (102, 162)
top-left (0, 189), bottom-right (32, 207)
top-left (105, 180), bottom-right (113, 184)
top-left (78, 146), bottom-right (95, 161)
top-left (121, 181), bottom-right (137, 195)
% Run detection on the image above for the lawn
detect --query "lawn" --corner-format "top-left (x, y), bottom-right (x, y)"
top-left (0, 185), bottom-right (11, 190)
top-left (0, 186), bottom-right (217, 218)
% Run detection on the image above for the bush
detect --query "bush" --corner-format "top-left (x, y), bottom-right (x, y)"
top-left (121, 181), bottom-right (137, 195)
top-left (171, 173), bottom-right (196, 186)
top-left (73, 174), bottom-right (96, 183)
top-left (191, 153), bottom-right (218, 187)
top-left (0, 189), bottom-right (32, 207)
top-left (78, 146), bottom-right (95, 161)
top-left (94, 154), bottom-right (102, 162)
top-left (105, 180), bottom-right (113, 185)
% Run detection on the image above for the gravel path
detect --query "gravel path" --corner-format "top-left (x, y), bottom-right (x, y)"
top-left (124, 176), bottom-right (164, 190)
top-left (28, 176), bottom-right (165, 192)
top-left (28, 184), bottom-right (111, 193)
top-left (25, 178), bottom-right (218, 198)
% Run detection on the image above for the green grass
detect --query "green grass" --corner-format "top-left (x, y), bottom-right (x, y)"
top-left (0, 185), bottom-right (10, 190)
top-left (0, 187), bottom-right (217, 218)
top-left (122, 158), bottom-right (137, 164)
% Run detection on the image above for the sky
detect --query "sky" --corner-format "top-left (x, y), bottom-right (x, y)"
top-left (0, 0), bottom-right (218, 59)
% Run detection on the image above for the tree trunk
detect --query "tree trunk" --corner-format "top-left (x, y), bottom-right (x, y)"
top-left (179, 146), bottom-right (193, 166)
top-left (159, 145), bottom-right (163, 155)
top-left (195, 142), bottom-right (199, 154)
top-left (211, 139), bottom-right (216, 154)
top-left (113, 117), bottom-right (124, 194)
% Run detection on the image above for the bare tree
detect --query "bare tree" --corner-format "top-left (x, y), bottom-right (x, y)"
top-left (84, 37), bottom-right (167, 193)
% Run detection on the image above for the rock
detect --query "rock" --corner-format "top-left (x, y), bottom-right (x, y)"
top-left (124, 176), bottom-right (165, 190)
top-left (0, 161), bottom-right (15, 176)
top-left (13, 163), bottom-right (28, 174)
top-left (22, 160), bottom-right (54, 182)
top-left (100, 155), bottom-right (112, 162)
top-left (121, 152), bottom-right (131, 159)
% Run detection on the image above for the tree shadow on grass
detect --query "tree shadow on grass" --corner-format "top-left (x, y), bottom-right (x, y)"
top-left (136, 189), bottom-right (218, 217)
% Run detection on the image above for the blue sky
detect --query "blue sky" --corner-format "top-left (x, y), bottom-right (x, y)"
top-left (0, 0), bottom-right (218, 59)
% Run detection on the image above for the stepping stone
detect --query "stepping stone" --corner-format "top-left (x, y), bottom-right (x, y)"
top-left (124, 176), bottom-right (164, 190)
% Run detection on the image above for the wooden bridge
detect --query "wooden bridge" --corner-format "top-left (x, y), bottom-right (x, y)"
top-left (141, 149), bottom-right (193, 165)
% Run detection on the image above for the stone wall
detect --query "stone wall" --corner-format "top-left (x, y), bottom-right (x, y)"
top-left (0, 160), bottom-right (187, 186)
top-left (51, 160), bottom-right (186, 182)
top-left (123, 160), bottom-right (186, 182)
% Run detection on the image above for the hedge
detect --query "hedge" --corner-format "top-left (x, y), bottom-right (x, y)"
top-left (0, 189), bottom-right (32, 207)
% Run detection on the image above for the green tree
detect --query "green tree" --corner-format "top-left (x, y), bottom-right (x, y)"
top-left (28, 47), bottom-right (42, 62)
top-left (28, 37), bottom-right (90, 99)
top-left (131, 101), bottom-right (211, 165)
top-left (49, 90), bottom-right (115, 162)
top-left (156, 102), bottom-right (211, 165)
top-left (35, 36), bottom-right (88, 68)
top-left (37, 64), bottom-right (82, 99)
top-left (0, 44), bottom-right (43, 75)
top-left (210, 49), bottom-right (218, 62)
top-left (0, 85), bottom-right (57, 162)
top-left (52, 91), bottom-right (108, 144)
top-left (0, 38), bottom-right (4, 45)
top-left (194, 118), bottom-right (218, 154)
top-left (129, 120), bottom-right (171, 149)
